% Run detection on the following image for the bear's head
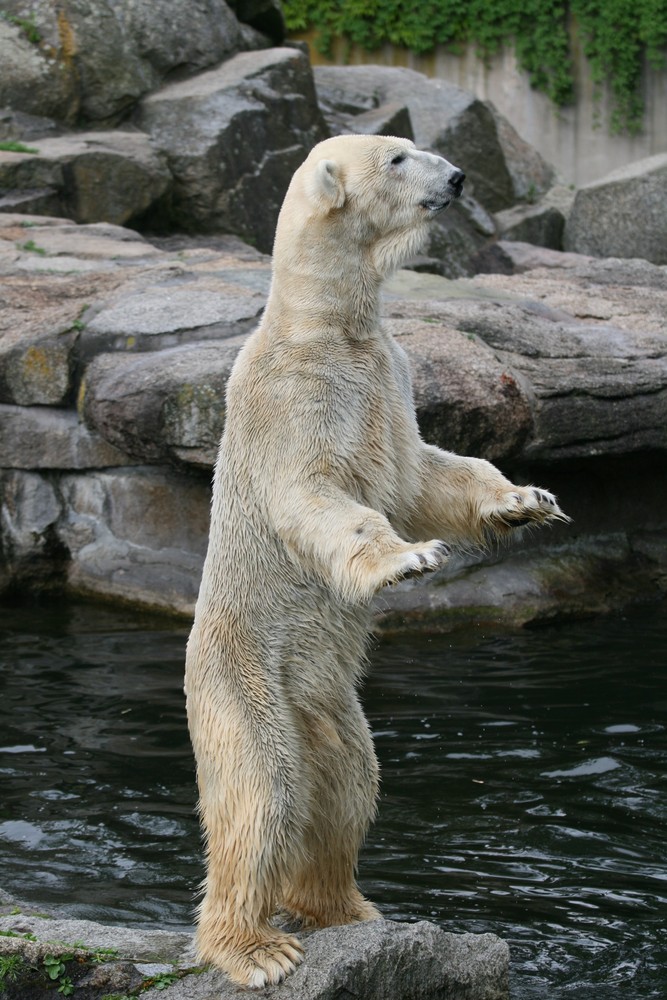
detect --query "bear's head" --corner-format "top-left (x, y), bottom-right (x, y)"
top-left (274, 134), bottom-right (464, 277)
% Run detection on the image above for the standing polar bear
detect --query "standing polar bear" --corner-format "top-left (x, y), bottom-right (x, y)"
top-left (185, 134), bottom-right (566, 988)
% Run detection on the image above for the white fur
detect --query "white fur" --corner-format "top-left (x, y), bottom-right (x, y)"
top-left (185, 135), bottom-right (567, 988)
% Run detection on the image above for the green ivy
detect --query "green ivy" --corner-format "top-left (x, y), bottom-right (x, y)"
top-left (283, 0), bottom-right (667, 132)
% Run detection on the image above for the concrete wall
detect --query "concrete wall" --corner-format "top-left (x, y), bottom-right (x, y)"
top-left (297, 34), bottom-right (667, 187)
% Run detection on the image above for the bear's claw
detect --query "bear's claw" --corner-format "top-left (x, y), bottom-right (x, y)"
top-left (199, 928), bottom-right (304, 989)
top-left (385, 539), bottom-right (450, 586)
top-left (488, 486), bottom-right (570, 531)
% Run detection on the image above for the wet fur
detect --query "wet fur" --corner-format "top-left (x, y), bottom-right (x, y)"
top-left (185, 135), bottom-right (567, 988)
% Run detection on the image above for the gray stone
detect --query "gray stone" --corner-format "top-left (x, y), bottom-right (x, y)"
top-left (0, 0), bottom-right (263, 126)
top-left (0, 404), bottom-right (136, 469)
top-left (70, 0), bottom-right (246, 123)
top-left (0, 907), bottom-right (509, 1000)
top-left (8, 220), bottom-right (164, 260)
top-left (81, 278), bottom-right (264, 360)
top-left (0, 131), bottom-right (171, 226)
top-left (136, 48), bottom-right (327, 252)
top-left (377, 534), bottom-right (663, 630)
top-left (0, 17), bottom-right (78, 124)
top-left (81, 340), bottom-right (245, 466)
top-left (0, 911), bottom-right (193, 964)
top-left (414, 194), bottom-right (496, 279)
top-left (493, 202), bottom-right (565, 250)
top-left (0, 185), bottom-right (61, 215)
top-left (484, 100), bottom-right (555, 203)
top-left (0, 325), bottom-right (76, 406)
top-left (314, 65), bottom-right (552, 212)
top-left (0, 469), bottom-right (66, 587)
top-left (0, 249), bottom-right (87, 402)
top-left (347, 101), bottom-right (414, 138)
top-left (0, 220), bottom-right (135, 406)
top-left (0, 107), bottom-right (67, 142)
top-left (383, 266), bottom-right (667, 463)
top-left (322, 99), bottom-right (415, 140)
top-left (388, 318), bottom-right (532, 461)
top-left (59, 467), bottom-right (210, 614)
top-left (564, 153), bottom-right (667, 264)
top-left (385, 262), bottom-right (667, 461)
top-left (456, 192), bottom-right (497, 237)
top-left (475, 240), bottom-right (667, 288)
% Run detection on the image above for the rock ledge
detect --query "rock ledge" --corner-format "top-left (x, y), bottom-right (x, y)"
top-left (0, 898), bottom-right (508, 999)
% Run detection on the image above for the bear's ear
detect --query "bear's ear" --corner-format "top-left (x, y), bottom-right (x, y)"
top-left (306, 158), bottom-right (346, 212)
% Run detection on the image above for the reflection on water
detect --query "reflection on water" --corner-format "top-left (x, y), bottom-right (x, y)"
top-left (0, 598), bottom-right (666, 999)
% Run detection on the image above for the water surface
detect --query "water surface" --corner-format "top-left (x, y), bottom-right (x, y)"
top-left (1, 598), bottom-right (665, 998)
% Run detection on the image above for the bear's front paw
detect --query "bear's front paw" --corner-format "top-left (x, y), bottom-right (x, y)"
top-left (487, 486), bottom-right (570, 532)
top-left (382, 539), bottom-right (450, 587)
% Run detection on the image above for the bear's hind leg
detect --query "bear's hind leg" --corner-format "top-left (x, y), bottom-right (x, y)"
top-left (193, 719), bottom-right (307, 987)
top-left (281, 697), bottom-right (381, 928)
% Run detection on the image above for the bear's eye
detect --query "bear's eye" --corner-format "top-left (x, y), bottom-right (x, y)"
top-left (390, 153), bottom-right (406, 166)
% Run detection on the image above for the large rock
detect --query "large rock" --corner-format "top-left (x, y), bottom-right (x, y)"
top-left (0, 323), bottom-right (77, 406)
top-left (136, 48), bottom-right (328, 251)
top-left (493, 185), bottom-right (575, 250)
top-left (1, 217), bottom-right (667, 622)
top-left (0, 404), bottom-right (136, 469)
top-left (564, 153), bottom-right (667, 264)
top-left (0, 16), bottom-right (78, 124)
top-left (0, 131), bottom-right (171, 225)
top-left (0, 903), bottom-right (509, 1000)
top-left (383, 261), bottom-right (667, 461)
top-left (79, 269), bottom-right (268, 362)
top-left (58, 467), bottom-right (211, 614)
top-left (81, 341), bottom-right (245, 466)
top-left (314, 65), bottom-right (554, 212)
top-left (0, 215), bottom-right (270, 408)
top-left (0, 469), bottom-right (66, 588)
top-left (0, 0), bottom-right (275, 126)
top-left (341, 101), bottom-right (414, 139)
top-left (483, 101), bottom-right (556, 204)
top-left (413, 192), bottom-right (496, 278)
top-left (79, 319), bottom-right (532, 469)
top-left (0, 216), bottom-right (156, 406)
top-left (387, 317), bottom-right (532, 460)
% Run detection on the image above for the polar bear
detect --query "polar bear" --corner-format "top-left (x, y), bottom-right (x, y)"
top-left (185, 134), bottom-right (567, 988)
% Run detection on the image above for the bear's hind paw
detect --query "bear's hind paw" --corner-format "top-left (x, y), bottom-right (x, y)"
top-left (200, 929), bottom-right (304, 989)
top-left (245, 936), bottom-right (304, 989)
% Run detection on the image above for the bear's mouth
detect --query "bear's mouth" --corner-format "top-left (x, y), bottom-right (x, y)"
top-left (421, 174), bottom-right (465, 213)
top-left (420, 197), bottom-right (452, 213)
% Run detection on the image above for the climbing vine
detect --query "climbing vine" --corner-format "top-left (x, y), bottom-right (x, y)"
top-left (283, 0), bottom-right (667, 132)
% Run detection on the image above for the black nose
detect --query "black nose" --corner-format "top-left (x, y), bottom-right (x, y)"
top-left (450, 169), bottom-right (465, 194)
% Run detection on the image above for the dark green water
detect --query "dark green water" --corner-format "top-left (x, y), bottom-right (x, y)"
top-left (1, 598), bottom-right (665, 998)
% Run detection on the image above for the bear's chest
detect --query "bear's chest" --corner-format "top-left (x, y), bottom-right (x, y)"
top-left (325, 341), bottom-right (420, 515)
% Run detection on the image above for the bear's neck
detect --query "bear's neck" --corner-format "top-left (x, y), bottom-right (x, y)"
top-left (264, 218), bottom-right (395, 343)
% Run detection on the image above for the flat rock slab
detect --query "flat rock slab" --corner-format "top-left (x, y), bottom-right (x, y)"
top-left (0, 132), bottom-right (171, 226)
top-left (383, 258), bottom-right (667, 461)
top-left (0, 214), bottom-right (271, 404)
top-left (0, 906), bottom-right (508, 1000)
